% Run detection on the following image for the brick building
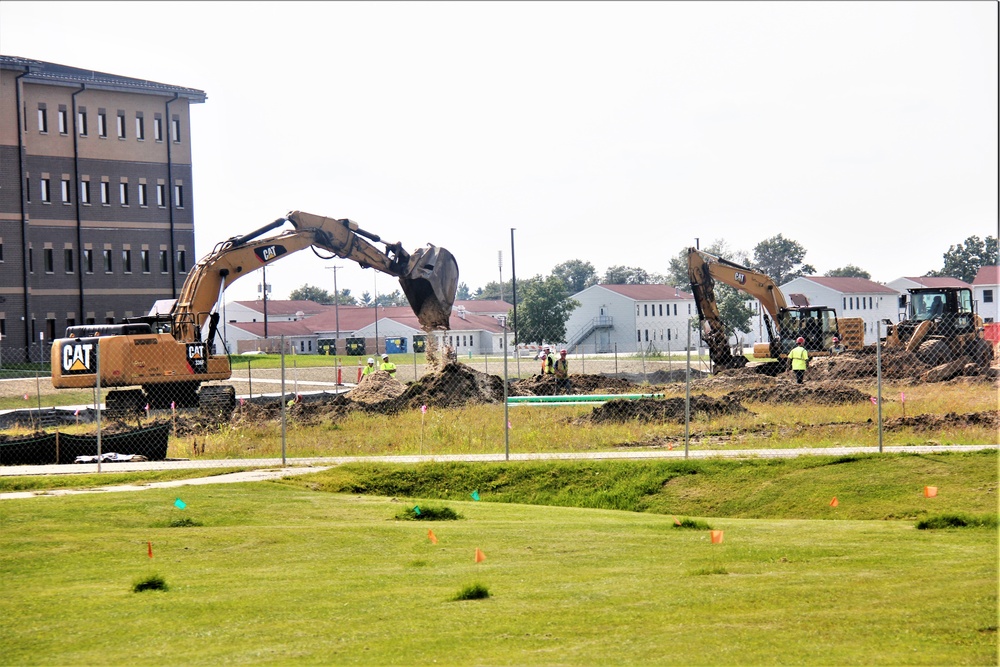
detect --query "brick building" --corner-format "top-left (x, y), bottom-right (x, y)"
top-left (0, 55), bottom-right (206, 361)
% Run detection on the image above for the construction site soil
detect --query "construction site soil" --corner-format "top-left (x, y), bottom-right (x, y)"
top-left (5, 359), bottom-right (996, 443)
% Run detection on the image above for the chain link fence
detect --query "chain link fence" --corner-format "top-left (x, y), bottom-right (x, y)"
top-left (1, 316), bottom-right (997, 468)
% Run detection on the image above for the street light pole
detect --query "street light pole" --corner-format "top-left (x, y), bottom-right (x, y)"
top-left (326, 265), bottom-right (342, 351)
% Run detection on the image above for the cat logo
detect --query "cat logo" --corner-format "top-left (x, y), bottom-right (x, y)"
top-left (733, 272), bottom-right (747, 285)
top-left (255, 244), bottom-right (287, 264)
top-left (61, 341), bottom-right (97, 374)
top-left (186, 342), bottom-right (208, 373)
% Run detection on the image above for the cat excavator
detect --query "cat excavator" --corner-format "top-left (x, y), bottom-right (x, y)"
top-left (687, 248), bottom-right (864, 370)
top-left (51, 210), bottom-right (459, 415)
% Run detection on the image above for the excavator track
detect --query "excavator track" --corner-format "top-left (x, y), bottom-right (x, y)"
top-left (198, 385), bottom-right (236, 419)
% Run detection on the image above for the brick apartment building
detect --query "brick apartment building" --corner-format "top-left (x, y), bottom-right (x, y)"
top-left (0, 55), bottom-right (206, 362)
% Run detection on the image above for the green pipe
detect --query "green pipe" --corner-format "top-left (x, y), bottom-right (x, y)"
top-left (506, 393), bottom-right (663, 404)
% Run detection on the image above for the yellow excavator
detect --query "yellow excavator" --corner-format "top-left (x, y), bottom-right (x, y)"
top-left (687, 248), bottom-right (864, 369)
top-left (51, 210), bottom-right (459, 414)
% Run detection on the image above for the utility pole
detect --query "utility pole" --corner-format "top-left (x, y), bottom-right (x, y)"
top-left (261, 264), bottom-right (269, 340)
top-left (326, 265), bottom-right (342, 351)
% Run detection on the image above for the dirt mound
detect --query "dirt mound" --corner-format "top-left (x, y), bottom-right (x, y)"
top-left (589, 394), bottom-right (749, 424)
top-left (883, 410), bottom-right (999, 432)
top-left (724, 381), bottom-right (871, 405)
top-left (395, 362), bottom-right (505, 409)
top-left (510, 373), bottom-right (639, 396)
top-left (349, 371), bottom-right (406, 404)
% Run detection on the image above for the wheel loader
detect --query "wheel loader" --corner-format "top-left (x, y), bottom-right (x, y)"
top-left (884, 287), bottom-right (993, 368)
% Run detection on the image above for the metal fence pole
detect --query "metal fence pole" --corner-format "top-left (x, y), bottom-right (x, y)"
top-left (96, 347), bottom-right (102, 473)
top-left (876, 321), bottom-right (883, 453)
top-left (503, 319), bottom-right (510, 461)
top-left (280, 336), bottom-right (287, 465)
top-left (685, 322), bottom-right (691, 459)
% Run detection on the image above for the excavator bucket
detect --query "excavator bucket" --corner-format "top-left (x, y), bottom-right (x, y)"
top-left (398, 245), bottom-right (460, 330)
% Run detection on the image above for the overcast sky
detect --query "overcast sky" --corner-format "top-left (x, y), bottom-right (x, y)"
top-left (2, 1), bottom-right (997, 304)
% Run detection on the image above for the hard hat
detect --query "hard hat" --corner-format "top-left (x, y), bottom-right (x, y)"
top-left (796, 337), bottom-right (805, 344)
top-left (367, 358), bottom-right (375, 364)
top-left (560, 349), bottom-right (567, 354)
top-left (381, 353), bottom-right (389, 359)
top-left (832, 337), bottom-right (839, 343)
top-left (544, 346), bottom-right (550, 350)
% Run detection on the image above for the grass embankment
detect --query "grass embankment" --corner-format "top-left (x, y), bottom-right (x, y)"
top-left (0, 468), bottom-right (252, 494)
top-left (0, 452), bottom-right (996, 666)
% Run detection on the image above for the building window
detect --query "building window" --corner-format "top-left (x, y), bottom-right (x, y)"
top-left (78, 110), bottom-right (88, 136)
top-left (98, 111), bottom-right (107, 137)
top-left (644, 329), bottom-right (649, 342)
top-left (44, 248), bottom-right (54, 273)
top-left (61, 179), bottom-right (71, 204)
top-left (156, 183), bottom-right (165, 207)
top-left (636, 329), bottom-right (641, 342)
top-left (46, 319), bottom-right (56, 342)
top-left (25, 176), bottom-right (30, 202)
top-left (40, 178), bottom-right (51, 203)
top-left (643, 304), bottom-right (648, 317)
top-left (100, 181), bottom-right (110, 205)
top-left (119, 182), bottom-right (129, 206)
top-left (65, 248), bottom-right (74, 273)
top-left (28, 247), bottom-right (33, 273)
top-left (58, 108), bottom-right (68, 134)
top-left (0, 240), bottom-right (3, 262)
top-left (869, 297), bottom-right (873, 309)
top-left (138, 183), bottom-right (147, 207)
top-left (103, 249), bottom-right (113, 273)
top-left (171, 117), bottom-right (181, 142)
top-left (117, 112), bottom-right (126, 139)
top-left (122, 249), bottom-right (132, 273)
top-left (38, 106), bottom-right (48, 133)
top-left (176, 250), bottom-right (187, 273)
top-left (141, 249), bottom-right (150, 273)
top-left (985, 290), bottom-right (994, 303)
top-left (135, 115), bottom-right (145, 141)
top-left (83, 248), bottom-right (93, 274)
top-left (673, 304), bottom-right (677, 316)
top-left (174, 184), bottom-right (184, 208)
top-left (159, 249), bottom-right (169, 273)
top-left (80, 180), bottom-right (90, 205)
top-left (154, 115), bottom-right (163, 141)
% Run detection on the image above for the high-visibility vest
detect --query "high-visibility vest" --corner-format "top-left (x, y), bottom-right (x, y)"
top-left (380, 361), bottom-right (396, 374)
top-left (362, 364), bottom-right (376, 376)
top-left (788, 346), bottom-right (809, 371)
top-left (554, 357), bottom-right (568, 378)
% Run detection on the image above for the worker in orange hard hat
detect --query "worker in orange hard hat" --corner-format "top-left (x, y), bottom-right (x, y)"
top-left (789, 337), bottom-right (809, 384)
top-left (831, 336), bottom-right (845, 355)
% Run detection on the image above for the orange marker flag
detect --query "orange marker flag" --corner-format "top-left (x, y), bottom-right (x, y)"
top-left (474, 548), bottom-right (486, 563)
top-left (830, 497), bottom-right (839, 507)
top-left (924, 486), bottom-right (938, 498)
top-left (710, 530), bottom-right (724, 544)
top-left (147, 541), bottom-right (153, 558)
top-left (674, 516), bottom-right (682, 526)
top-left (427, 529), bottom-right (438, 544)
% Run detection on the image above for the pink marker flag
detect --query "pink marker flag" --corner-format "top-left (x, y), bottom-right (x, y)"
top-left (870, 396), bottom-right (878, 405)
top-left (144, 404), bottom-right (150, 411)
top-left (900, 392), bottom-right (905, 403)
top-left (171, 401), bottom-right (176, 410)
top-left (74, 409), bottom-right (80, 416)
top-left (421, 405), bottom-right (427, 414)
top-left (23, 394), bottom-right (28, 400)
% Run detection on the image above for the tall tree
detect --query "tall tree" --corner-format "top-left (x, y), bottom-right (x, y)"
top-left (516, 275), bottom-right (580, 346)
top-left (824, 265), bottom-right (871, 279)
top-left (752, 235), bottom-right (815, 285)
top-left (288, 284), bottom-right (335, 304)
top-left (455, 282), bottom-right (471, 300)
top-left (602, 266), bottom-right (667, 285)
top-left (929, 235), bottom-right (998, 283)
top-left (551, 259), bottom-right (598, 295)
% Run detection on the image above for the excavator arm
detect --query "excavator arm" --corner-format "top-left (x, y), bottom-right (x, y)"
top-left (172, 210), bottom-right (459, 344)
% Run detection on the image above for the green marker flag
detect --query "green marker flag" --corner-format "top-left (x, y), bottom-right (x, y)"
top-left (414, 505), bottom-right (421, 516)
top-left (470, 490), bottom-right (480, 501)
top-left (174, 498), bottom-right (187, 510)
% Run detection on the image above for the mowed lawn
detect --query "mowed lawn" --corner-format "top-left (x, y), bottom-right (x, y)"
top-left (0, 480), bottom-right (996, 666)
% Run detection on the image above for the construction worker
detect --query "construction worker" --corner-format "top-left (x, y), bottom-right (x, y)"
top-left (540, 346), bottom-right (555, 375)
top-left (830, 336), bottom-right (845, 355)
top-left (553, 349), bottom-right (571, 394)
top-left (380, 353), bottom-right (397, 377)
top-left (362, 357), bottom-right (377, 377)
top-left (789, 337), bottom-right (809, 384)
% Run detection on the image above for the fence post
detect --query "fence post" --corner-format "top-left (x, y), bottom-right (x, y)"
top-left (685, 322), bottom-right (691, 459)
top-left (876, 321), bottom-right (883, 453)
top-left (280, 336), bottom-right (287, 465)
top-left (502, 318), bottom-right (510, 461)
top-left (96, 347), bottom-right (102, 473)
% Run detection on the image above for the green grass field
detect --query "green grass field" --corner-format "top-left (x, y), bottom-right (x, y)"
top-left (1, 452), bottom-right (996, 665)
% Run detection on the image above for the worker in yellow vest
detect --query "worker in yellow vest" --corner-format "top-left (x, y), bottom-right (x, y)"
top-left (380, 353), bottom-right (397, 377)
top-left (361, 358), bottom-right (377, 377)
top-left (788, 337), bottom-right (809, 384)
top-left (540, 346), bottom-right (555, 375)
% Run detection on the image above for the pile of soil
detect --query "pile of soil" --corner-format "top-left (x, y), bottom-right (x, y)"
top-left (394, 362), bottom-right (505, 409)
top-left (723, 381), bottom-right (871, 405)
top-left (883, 410), bottom-right (999, 432)
top-left (589, 394), bottom-right (749, 424)
top-left (510, 373), bottom-right (639, 396)
top-left (349, 371), bottom-right (406, 404)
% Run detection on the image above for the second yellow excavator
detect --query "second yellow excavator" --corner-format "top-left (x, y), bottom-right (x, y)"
top-left (50, 210), bottom-right (459, 413)
top-left (688, 248), bottom-right (864, 369)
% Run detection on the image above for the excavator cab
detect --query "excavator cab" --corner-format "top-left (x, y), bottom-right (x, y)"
top-left (775, 307), bottom-right (840, 357)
